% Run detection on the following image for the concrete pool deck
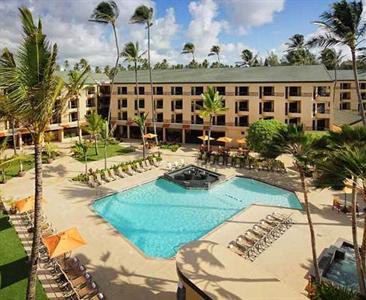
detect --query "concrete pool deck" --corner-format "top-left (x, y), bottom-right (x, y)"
top-left (2, 142), bottom-right (364, 299)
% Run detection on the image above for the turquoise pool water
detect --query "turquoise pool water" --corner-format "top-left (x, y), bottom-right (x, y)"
top-left (92, 177), bottom-right (302, 258)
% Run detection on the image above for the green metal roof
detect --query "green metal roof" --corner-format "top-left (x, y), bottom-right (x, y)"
top-left (329, 69), bottom-right (366, 81)
top-left (114, 65), bottom-right (333, 84)
top-left (55, 71), bottom-right (110, 85)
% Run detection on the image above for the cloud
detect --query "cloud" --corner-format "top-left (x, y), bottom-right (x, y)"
top-left (220, 0), bottom-right (285, 34)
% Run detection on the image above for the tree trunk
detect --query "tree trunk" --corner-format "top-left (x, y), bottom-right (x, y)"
top-left (26, 136), bottom-right (43, 300)
top-left (351, 47), bottom-right (366, 125)
top-left (351, 180), bottom-right (366, 295)
top-left (76, 97), bottom-right (82, 143)
top-left (106, 22), bottom-right (120, 128)
top-left (104, 141), bottom-right (107, 170)
top-left (361, 190), bottom-right (366, 272)
top-left (299, 167), bottom-right (321, 283)
top-left (135, 61), bottom-right (140, 114)
top-left (147, 25), bottom-right (158, 146)
top-left (207, 116), bottom-right (213, 152)
top-left (84, 153), bottom-right (88, 176)
top-left (332, 69), bottom-right (337, 105)
top-left (11, 119), bottom-right (17, 155)
top-left (141, 129), bottom-right (146, 160)
top-left (94, 135), bottom-right (98, 155)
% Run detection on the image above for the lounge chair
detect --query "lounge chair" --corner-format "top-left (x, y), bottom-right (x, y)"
top-left (88, 175), bottom-right (98, 188)
top-left (152, 157), bottom-right (161, 167)
top-left (143, 160), bottom-right (152, 170)
top-left (135, 163), bottom-right (145, 173)
top-left (77, 281), bottom-right (98, 299)
top-left (114, 167), bottom-right (125, 178)
top-left (107, 169), bottom-right (116, 181)
top-left (166, 162), bottom-right (173, 171)
top-left (89, 292), bottom-right (105, 300)
top-left (70, 272), bottom-right (92, 289)
top-left (126, 165), bottom-right (135, 176)
top-left (228, 241), bottom-right (248, 259)
top-left (180, 159), bottom-right (185, 167)
top-left (95, 173), bottom-right (103, 185)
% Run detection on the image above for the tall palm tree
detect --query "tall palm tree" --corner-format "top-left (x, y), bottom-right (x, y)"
top-left (237, 49), bottom-right (259, 67)
top-left (286, 34), bottom-right (306, 52)
top-left (133, 112), bottom-right (148, 159)
top-left (199, 87), bottom-right (228, 152)
top-left (89, 1), bottom-right (120, 126)
top-left (308, 0), bottom-right (366, 125)
top-left (72, 141), bottom-right (89, 176)
top-left (65, 67), bottom-right (90, 142)
top-left (84, 111), bottom-right (103, 155)
top-left (182, 42), bottom-right (196, 62)
top-left (272, 124), bottom-right (322, 283)
top-left (130, 5), bottom-right (158, 145)
top-left (208, 45), bottom-right (220, 64)
top-left (315, 145), bottom-right (366, 295)
top-left (0, 7), bottom-right (65, 300)
top-left (320, 48), bottom-right (344, 104)
top-left (99, 120), bottom-right (116, 170)
top-left (285, 34), bottom-right (316, 65)
top-left (121, 42), bottom-right (145, 113)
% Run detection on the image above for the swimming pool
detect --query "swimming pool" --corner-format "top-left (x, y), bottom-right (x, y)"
top-left (92, 177), bottom-right (301, 258)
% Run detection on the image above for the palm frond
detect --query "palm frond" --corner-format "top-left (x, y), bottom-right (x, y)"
top-left (89, 1), bottom-right (119, 24)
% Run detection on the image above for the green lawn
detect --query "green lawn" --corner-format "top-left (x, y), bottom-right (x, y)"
top-left (3, 155), bottom-right (35, 181)
top-left (0, 211), bottom-right (48, 300)
top-left (75, 142), bottom-right (135, 163)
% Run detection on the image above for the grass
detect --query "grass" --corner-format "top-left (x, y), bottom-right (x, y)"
top-left (159, 143), bottom-right (181, 152)
top-left (0, 211), bottom-right (48, 300)
top-left (2, 155), bottom-right (35, 181)
top-left (74, 141), bottom-right (135, 163)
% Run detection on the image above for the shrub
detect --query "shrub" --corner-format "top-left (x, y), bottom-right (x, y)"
top-left (160, 143), bottom-right (180, 152)
top-left (247, 120), bottom-right (287, 155)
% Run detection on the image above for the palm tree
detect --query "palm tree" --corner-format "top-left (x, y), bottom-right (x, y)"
top-left (90, 1), bottom-right (120, 126)
top-left (315, 145), bottom-right (366, 295)
top-left (264, 51), bottom-right (280, 66)
top-left (65, 67), bottom-right (90, 142)
top-left (309, 0), bottom-right (366, 125)
top-left (84, 111), bottom-right (103, 155)
top-left (286, 34), bottom-right (306, 52)
top-left (237, 49), bottom-right (259, 67)
top-left (182, 42), bottom-right (196, 62)
top-left (208, 45), bottom-right (220, 64)
top-left (130, 5), bottom-right (158, 145)
top-left (320, 48), bottom-right (344, 104)
top-left (64, 59), bottom-right (69, 71)
top-left (95, 66), bottom-right (101, 73)
top-left (99, 120), bottom-right (116, 170)
top-left (133, 112), bottom-right (148, 159)
top-left (272, 124), bottom-right (322, 283)
top-left (0, 7), bottom-right (65, 300)
top-left (285, 34), bottom-right (316, 65)
top-left (121, 42), bottom-right (145, 113)
top-left (199, 87), bottom-right (228, 152)
top-left (72, 141), bottom-right (89, 176)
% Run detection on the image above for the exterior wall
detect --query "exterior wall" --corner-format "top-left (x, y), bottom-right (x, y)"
top-left (334, 80), bottom-right (366, 113)
top-left (110, 81), bottom-right (333, 145)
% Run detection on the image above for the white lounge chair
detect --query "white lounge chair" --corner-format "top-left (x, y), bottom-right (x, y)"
top-left (87, 175), bottom-right (99, 188)
top-left (166, 162), bottom-right (173, 171)
top-left (152, 157), bottom-right (160, 167)
top-left (135, 163), bottom-right (145, 173)
top-left (126, 165), bottom-right (135, 176)
top-left (95, 173), bottom-right (104, 184)
top-left (144, 160), bottom-right (152, 170)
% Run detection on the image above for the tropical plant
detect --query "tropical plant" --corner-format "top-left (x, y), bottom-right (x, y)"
top-left (44, 142), bottom-right (59, 162)
top-left (84, 111), bottom-right (103, 155)
top-left (130, 5), bottom-right (158, 145)
top-left (182, 42), bottom-right (196, 62)
top-left (72, 141), bottom-right (89, 176)
top-left (99, 120), bottom-right (116, 170)
top-left (64, 59), bottom-right (69, 71)
top-left (314, 281), bottom-right (359, 300)
top-left (90, 1), bottom-right (120, 125)
top-left (237, 49), bottom-right (260, 67)
top-left (247, 119), bottom-right (287, 156)
top-left (0, 137), bottom-right (9, 183)
top-left (95, 66), bottom-right (101, 73)
top-left (264, 51), bottom-right (280, 66)
top-left (133, 112), bottom-right (148, 159)
top-left (121, 41), bottom-right (145, 112)
top-left (198, 87), bottom-right (228, 152)
top-left (0, 7), bottom-right (65, 299)
top-left (271, 124), bottom-right (322, 283)
top-left (208, 45), bottom-right (220, 64)
top-left (285, 34), bottom-right (316, 65)
top-left (308, 0), bottom-right (366, 125)
top-left (64, 67), bottom-right (90, 142)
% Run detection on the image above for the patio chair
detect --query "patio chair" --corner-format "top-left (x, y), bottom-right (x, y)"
top-left (77, 281), bottom-right (98, 299)
top-left (107, 169), bottom-right (116, 181)
top-left (166, 162), bottom-right (173, 171)
top-left (143, 160), bottom-right (152, 170)
top-left (70, 272), bottom-right (92, 289)
top-left (89, 292), bottom-right (105, 300)
top-left (234, 239), bottom-right (257, 260)
top-left (114, 167), bottom-right (125, 178)
top-left (95, 173), bottom-right (104, 185)
top-left (173, 161), bottom-right (180, 169)
top-left (41, 228), bottom-right (55, 238)
top-left (152, 157), bottom-right (161, 167)
top-left (228, 241), bottom-right (249, 259)
top-left (126, 165), bottom-right (135, 176)
top-left (332, 196), bottom-right (342, 213)
top-left (135, 163), bottom-right (145, 173)
top-left (88, 175), bottom-right (98, 188)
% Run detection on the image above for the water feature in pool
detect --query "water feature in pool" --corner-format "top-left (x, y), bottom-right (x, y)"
top-left (92, 177), bottom-right (302, 258)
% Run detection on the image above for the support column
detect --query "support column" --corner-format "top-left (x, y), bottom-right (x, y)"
top-left (127, 126), bottom-right (130, 139)
top-left (57, 129), bottom-right (64, 142)
top-left (163, 128), bottom-right (166, 142)
top-left (18, 134), bottom-right (23, 151)
top-left (182, 129), bottom-right (186, 144)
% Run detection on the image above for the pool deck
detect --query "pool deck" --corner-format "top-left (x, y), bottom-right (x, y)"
top-left (2, 142), bottom-right (364, 299)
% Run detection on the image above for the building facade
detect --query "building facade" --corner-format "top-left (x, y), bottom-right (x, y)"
top-left (111, 65), bottom-right (335, 145)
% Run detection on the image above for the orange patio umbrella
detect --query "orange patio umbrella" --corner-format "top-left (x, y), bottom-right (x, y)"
top-left (143, 133), bottom-right (157, 139)
top-left (330, 124), bottom-right (342, 133)
top-left (198, 135), bottom-right (214, 141)
top-left (237, 137), bottom-right (247, 144)
top-left (216, 136), bottom-right (232, 143)
top-left (42, 227), bottom-right (87, 258)
top-left (15, 196), bottom-right (46, 213)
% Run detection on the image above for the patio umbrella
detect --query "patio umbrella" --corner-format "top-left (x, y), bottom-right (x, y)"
top-left (216, 137), bottom-right (232, 143)
top-left (343, 185), bottom-right (353, 210)
top-left (237, 137), bottom-right (247, 144)
top-left (198, 135), bottom-right (214, 141)
top-left (15, 196), bottom-right (46, 213)
top-left (42, 227), bottom-right (87, 258)
top-left (330, 124), bottom-right (342, 133)
top-left (143, 133), bottom-right (157, 139)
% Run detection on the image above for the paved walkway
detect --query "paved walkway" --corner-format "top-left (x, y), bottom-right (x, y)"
top-left (2, 142), bottom-right (364, 299)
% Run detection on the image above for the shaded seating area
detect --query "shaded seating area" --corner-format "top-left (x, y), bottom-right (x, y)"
top-left (228, 212), bottom-right (293, 261)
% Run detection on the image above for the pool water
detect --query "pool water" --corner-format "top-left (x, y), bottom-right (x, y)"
top-left (92, 177), bottom-right (302, 258)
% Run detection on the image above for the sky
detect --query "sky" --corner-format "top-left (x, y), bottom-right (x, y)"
top-left (0, 0), bottom-right (363, 68)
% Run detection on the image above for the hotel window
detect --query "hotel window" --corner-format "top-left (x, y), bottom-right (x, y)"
top-left (155, 99), bottom-right (163, 109)
top-left (289, 86), bottom-right (301, 97)
top-left (340, 83), bottom-right (351, 89)
top-left (235, 100), bottom-right (248, 112)
top-left (86, 99), bottom-right (95, 107)
top-left (172, 99), bottom-right (183, 110)
top-left (153, 86), bottom-right (164, 95)
top-left (69, 112), bottom-right (78, 122)
top-left (341, 102), bottom-right (351, 110)
top-left (69, 99), bottom-right (78, 109)
top-left (362, 93), bottom-right (366, 100)
top-left (191, 86), bottom-right (204, 96)
top-left (263, 86), bottom-right (274, 96)
top-left (134, 86), bottom-right (145, 95)
top-left (216, 115), bottom-right (226, 126)
top-left (215, 86), bottom-right (226, 95)
top-left (100, 86), bottom-right (110, 94)
top-left (87, 87), bottom-right (95, 94)
top-left (117, 86), bottom-right (128, 95)
top-left (191, 100), bottom-right (203, 112)
top-left (134, 99), bottom-right (145, 110)
top-left (289, 102), bottom-right (301, 113)
top-left (156, 113), bottom-right (163, 122)
top-left (118, 111), bottom-right (128, 120)
top-left (263, 101), bottom-right (274, 112)
top-left (340, 92), bottom-right (351, 100)
top-left (235, 86), bottom-right (249, 96)
top-left (191, 114), bottom-right (203, 124)
top-left (171, 113), bottom-right (183, 123)
top-left (235, 116), bottom-right (248, 127)
top-left (171, 86), bottom-right (183, 95)
top-left (360, 83), bottom-right (366, 89)
top-left (317, 86), bottom-right (330, 97)
top-left (118, 99), bottom-right (127, 109)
